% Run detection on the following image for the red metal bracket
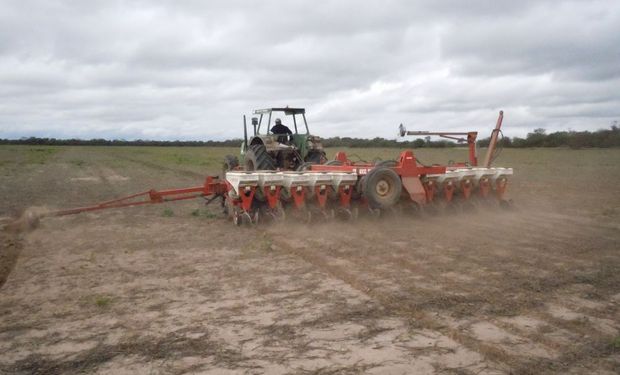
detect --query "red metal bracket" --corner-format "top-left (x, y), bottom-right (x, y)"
top-left (495, 176), bottom-right (508, 200)
top-left (291, 186), bottom-right (306, 209)
top-left (460, 178), bottom-right (473, 200)
top-left (338, 184), bottom-right (353, 208)
top-left (238, 186), bottom-right (256, 212)
top-left (314, 185), bottom-right (329, 208)
top-left (263, 185), bottom-right (281, 209)
top-left (478, 177), bottom-right (491, 198)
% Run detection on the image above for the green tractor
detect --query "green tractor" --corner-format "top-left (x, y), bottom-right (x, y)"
top-left (224, 107), bottom-right (327, 171)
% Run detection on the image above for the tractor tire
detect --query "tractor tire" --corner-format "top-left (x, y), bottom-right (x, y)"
top-left (363, 167), bottom-right (402, 209)
top-left (223, 155), bottom-right (239, 174)
top-left (306, 151), bottom-right (326, 164)
top-left (375, 159), bottom-right (397, 168)
top-left (353, 175), bottom-right (366, 200)
top-left (244, 144), bottom-right (276, 171)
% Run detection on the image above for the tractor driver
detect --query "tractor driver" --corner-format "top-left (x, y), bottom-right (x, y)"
top-left (270, 118), bottom-right (293, 143)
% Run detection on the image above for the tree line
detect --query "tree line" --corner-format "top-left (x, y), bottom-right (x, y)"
top-left (1, 125), bottom-right (618, 148)
top-left (477, 125), bottom-right (620, 148)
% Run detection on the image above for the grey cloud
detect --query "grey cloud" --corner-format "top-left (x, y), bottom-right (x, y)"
top-left (0, 0), bottom-right (619, 141)
top-left (440, 1), bottom-right (620, 80)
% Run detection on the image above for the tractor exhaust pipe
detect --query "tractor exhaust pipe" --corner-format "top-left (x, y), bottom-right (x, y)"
top-left (243, 115), bottom-right (248, 149)
top-left (482, 111), bottom-right (503, 168)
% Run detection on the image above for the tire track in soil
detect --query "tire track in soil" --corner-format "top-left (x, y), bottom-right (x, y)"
top-left (485, 210), bottom-right (619, 241)
top-left (268, 212), bottom-right (619, 373)
top-left (318, 228), bottom-right (605, 363)
top-left (400, 211), bottom-right (616, 268)
top-left (0, 230), bottom-right (21, 289)
top-left (269, 232), bottom-right (516, 373)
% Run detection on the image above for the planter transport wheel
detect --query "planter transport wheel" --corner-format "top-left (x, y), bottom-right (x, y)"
top-left (363, 167), bottom-right (402, 209)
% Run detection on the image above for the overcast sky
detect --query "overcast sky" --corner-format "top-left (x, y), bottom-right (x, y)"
top-left (1, 0), bottom-right (619, 141)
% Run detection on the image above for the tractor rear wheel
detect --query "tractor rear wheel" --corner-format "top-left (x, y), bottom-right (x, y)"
top-left (363, 167), bottom-right (402, 209)
top-left (244, 144), bottom-right (276, 171)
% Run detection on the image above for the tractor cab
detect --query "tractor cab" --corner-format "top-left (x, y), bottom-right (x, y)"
top-left (253, 107), bottom-right (308, 135)
top-left (240, 107), bottom-right (325, 171)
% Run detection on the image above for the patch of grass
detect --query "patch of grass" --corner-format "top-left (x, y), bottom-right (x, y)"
top-left (69, 159), bottom-right (85, 167)
top-left (190, 208), bottom-right (219, 219)
top-left (612, 336), bottom-right (620, 350)
top-left (162, 208), bottom-right (174, 217)
top-left (25, 147), bottom-right (61, 164)
top-left (259, 237), bottom-right (273, 252)
top-left (203, 209), bottom-right (218, 219)
top-left (125, 146), bottom-right (237, 172)
top-left (249, 233), bottom-right (273, 252)
top-left (95, 296), bottom-right (112, 308)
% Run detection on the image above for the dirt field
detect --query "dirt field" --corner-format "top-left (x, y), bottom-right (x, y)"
top-left (1, 145), bottom-right (619, 374)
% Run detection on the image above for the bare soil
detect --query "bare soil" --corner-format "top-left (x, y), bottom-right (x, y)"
top-left (1, 146), bottom-right (619, 374)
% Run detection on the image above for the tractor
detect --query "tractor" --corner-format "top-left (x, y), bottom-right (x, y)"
top-left (223, 107), bottom-right (326, 172)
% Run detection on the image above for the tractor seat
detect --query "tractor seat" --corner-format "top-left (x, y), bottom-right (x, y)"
top-left (274, 134), bottom-right (289, 144)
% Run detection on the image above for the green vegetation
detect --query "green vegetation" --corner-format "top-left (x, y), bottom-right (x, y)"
top-left (191, 208), bottom-right (218, 219)
top-left (255, 234), bottom-right (273, 252)
top-left (25, 147), bottom-right (61, 164)
top-left (162, 208), bottom-right (174, 217)
top-left (94, 296), bottom-right (112, 308)
top-left (0, 145), bottom-right (63, 166)
top-left (69, 159), bottom-right (85, 167)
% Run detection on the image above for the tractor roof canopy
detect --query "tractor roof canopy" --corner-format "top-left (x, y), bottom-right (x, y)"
top-left (252, 107), bottom-right (309, 135)
top-left (253, 108), bottom-right (305, 116)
